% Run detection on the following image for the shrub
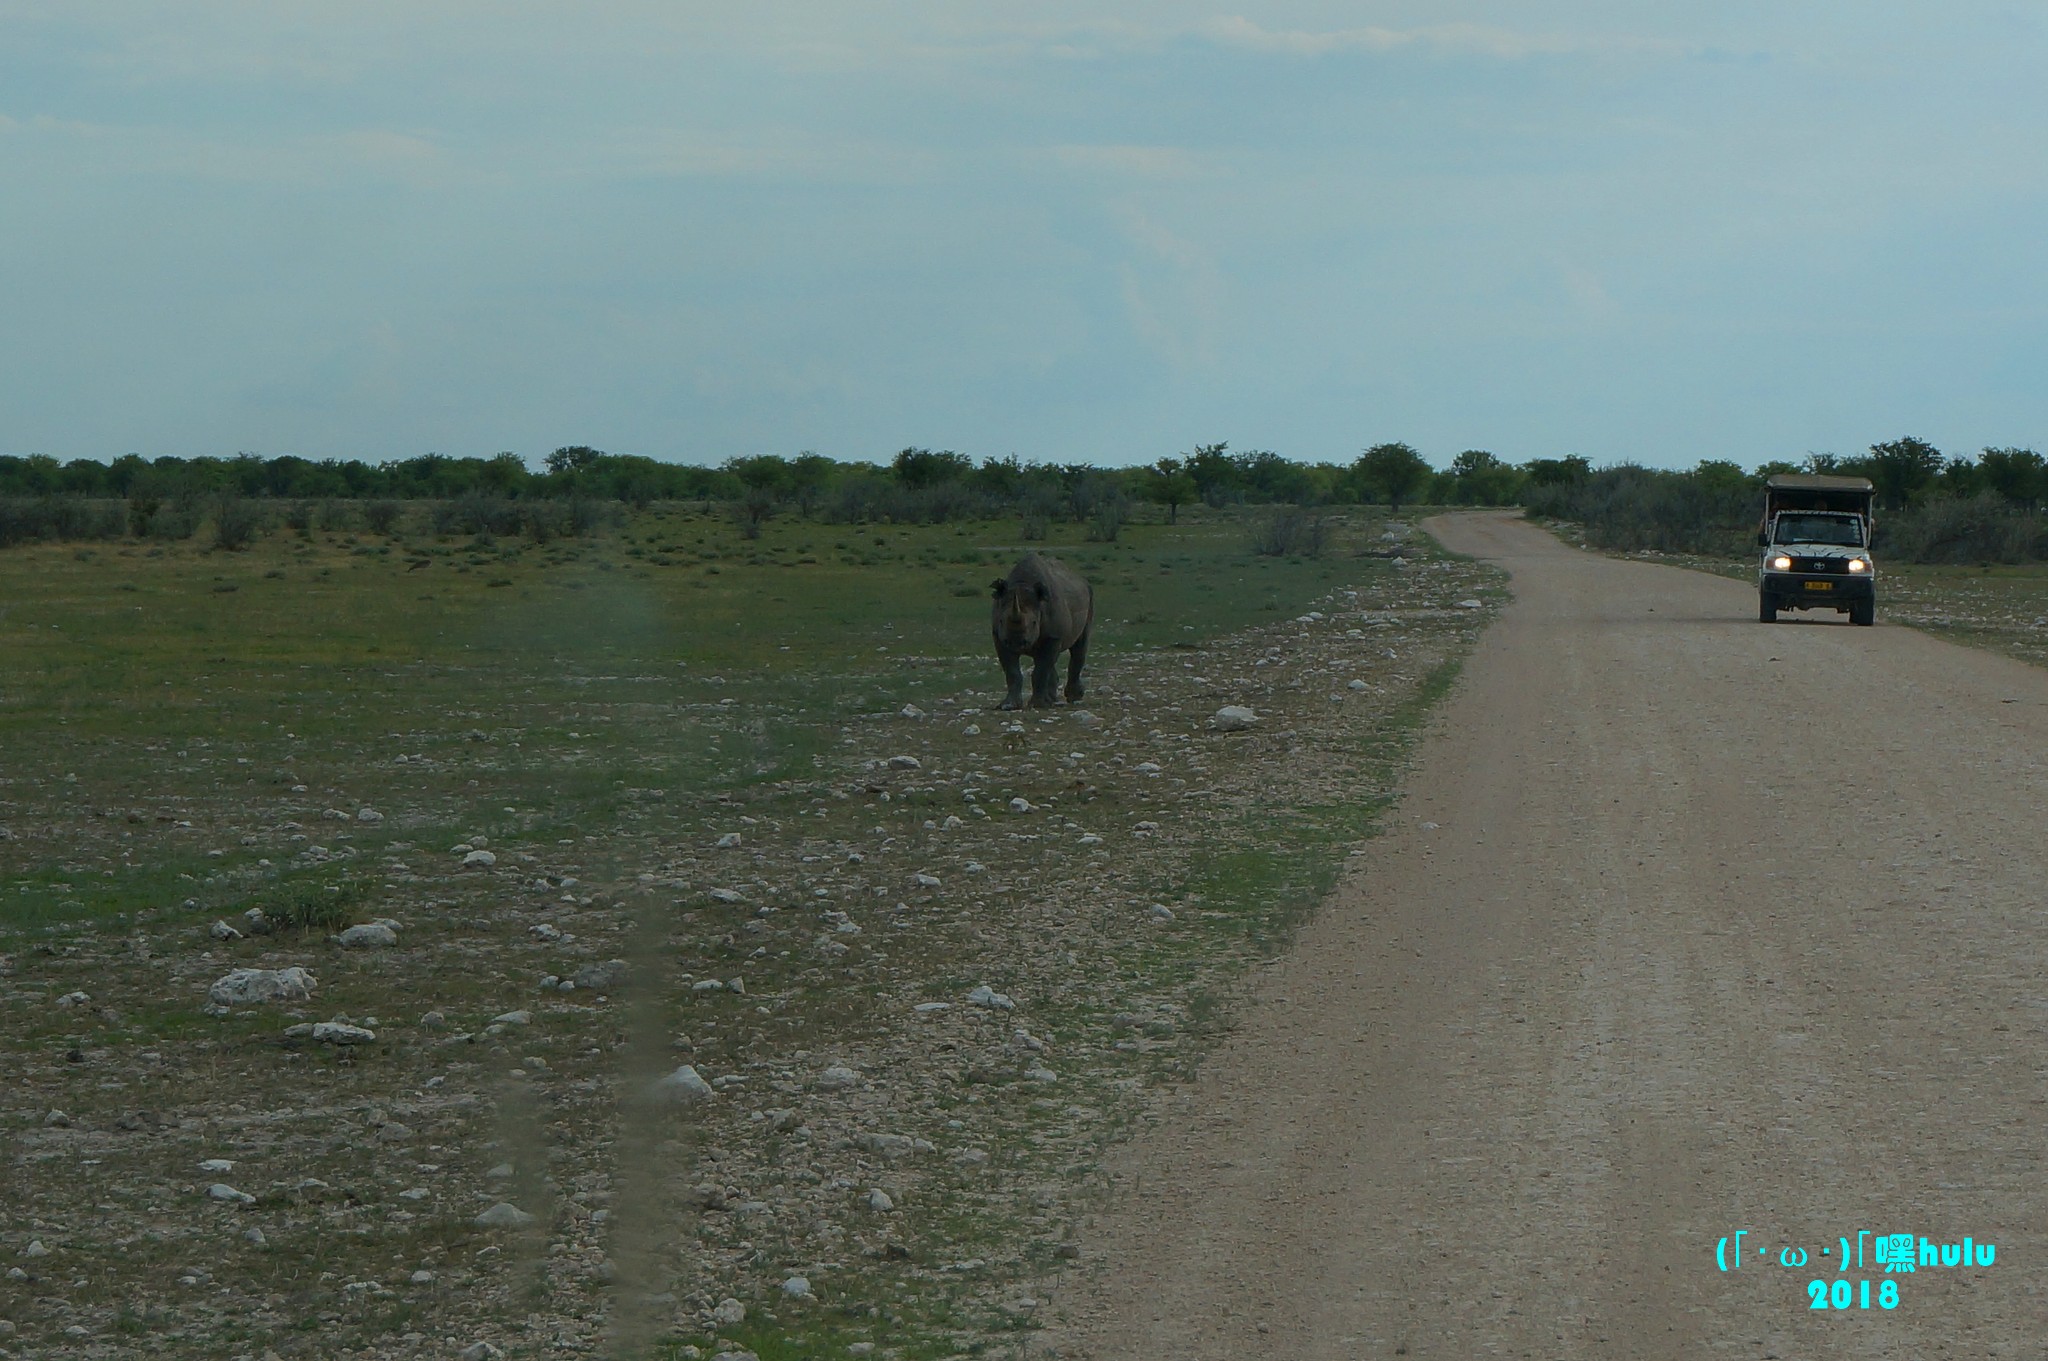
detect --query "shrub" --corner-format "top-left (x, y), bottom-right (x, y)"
top-left (255, 876), bottom-right (372, 932)
top-left (1248, 506), bottom-right (1329, 557)
top-left (362, 500), bottom-right (404, 535)
top-left (210, 495), bottom-right (264, 551)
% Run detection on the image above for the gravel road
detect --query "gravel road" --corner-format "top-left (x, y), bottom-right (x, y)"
top-left (1056, 512), bottom-right (2048, 1358)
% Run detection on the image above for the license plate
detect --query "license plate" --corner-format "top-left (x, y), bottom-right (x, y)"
top-left (1804, 581), bottom-right (1832, 591)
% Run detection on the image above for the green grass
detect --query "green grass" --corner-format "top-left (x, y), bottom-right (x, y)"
top-left (0, 505), bottom-right (1402, 933)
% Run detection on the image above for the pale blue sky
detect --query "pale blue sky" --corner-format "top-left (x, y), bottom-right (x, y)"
top-left (4, 3), bottom-right (2044, 469)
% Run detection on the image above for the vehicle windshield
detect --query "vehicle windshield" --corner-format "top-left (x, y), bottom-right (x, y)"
top-left (1773, 514), bottom-right (1864, 547)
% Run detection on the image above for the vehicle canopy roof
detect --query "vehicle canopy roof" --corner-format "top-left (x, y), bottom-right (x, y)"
top-left (1763, 473), bottom-right (1875, 518)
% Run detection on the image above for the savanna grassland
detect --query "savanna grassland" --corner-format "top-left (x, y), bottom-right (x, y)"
top-left (0, 504), bottom-right (1504, 1361)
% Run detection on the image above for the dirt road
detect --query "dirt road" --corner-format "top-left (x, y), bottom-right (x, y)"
top-left (1055, 513), bottom-right (2048, 1358)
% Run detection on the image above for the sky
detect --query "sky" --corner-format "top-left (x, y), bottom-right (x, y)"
top-left (3, 2), bottom-right (2045, 471)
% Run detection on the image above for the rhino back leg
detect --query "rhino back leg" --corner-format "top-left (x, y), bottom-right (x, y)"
top-left (1064, 630), bottom-right (1089, 702)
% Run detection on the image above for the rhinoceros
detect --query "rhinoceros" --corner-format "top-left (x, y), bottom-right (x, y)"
top-left (990, 553), bottom-right (1094, 710)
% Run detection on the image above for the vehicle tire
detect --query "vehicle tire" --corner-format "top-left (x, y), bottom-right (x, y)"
top-left (1851, 600), bottom-right (1874, 627)
top-left (1758, 593), bottom-right (1777, 623)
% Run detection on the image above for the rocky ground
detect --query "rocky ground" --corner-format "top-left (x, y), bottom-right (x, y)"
top-left (1, 525), bottom-right (1501, 1360)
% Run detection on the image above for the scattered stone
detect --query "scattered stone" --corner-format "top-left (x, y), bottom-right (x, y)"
top-left (1008, 798), bottom-right (1032, 814)
top-left (1347, 678), bottom-right (1370, 691)
top-left (473, 1203), bottom-right (536, 1229)
top-left (242, 907), bottom-right (275, 935)
top-left (461, 849), bottom-right (497, 868)
top-left (208, 967), bottom-right (317, 1007)
top-left (1212, 705), bottom-right (1258, 731)
top-left (198, 1159), bottom-right (235, 1173)
top-left (356, 807), bottom-right (385, 824)
top-left (458, 1343), bottom-right (503, 1361)
top-left (209, 919), bottom-right (243, 941)
top-left (707, 888), bottom-right (743, 904)
top-left (966, 984), bottom-right (1015, 1011)
top-left (491, 1010), bottom-right (533, 1026)
top-left (1023, 1067), bottom-right (1059, 1083)
top-left (282, 1020), bottom-right (377, 1045)
top-left (1457, 597), bottom-right (1484, 608)
top-left (376, 1122), bottom-right (413, 1143)
top-left (714, 832), bottom-right (743, 849)
top-left (912, 872), bottom-right (941, 888)
top-left (529, 923), bottom-right (563, 942)
top-left (206, 1184), bottom-right (256, 1206)
top-left (486, 1162), bottom-right (515, 1180)
top-left (899, 705), bottom-right (925, 719)
top-left (886, 755), bottom-right (922, 770)
top-left (23, 1241), bottom-right (48, 1259)
top-left (816, 1065), bottom-right (861, 1091)
top-left (410, 1269), bottom-right (435, 1284)
top-left (1134, 761), bottom-right (1163, 775)
top-left (55, 990), bottom-right (90, 1007)
top-left (420, 1011), bottom-right (446, 1029)
top-left (338, 923), bottom-right (398, 949)
top-left (1150, 903), bottom-right (1175, 921)
top-left (864, 1188), bottom-right (896, 1212)
top-left (42, 1110), bottom-right (69, 1127)
top-left (654, 1065), bottom-right (717, 1105)
top-left (243, 1227), bottom-right (266, 1246)
top-left (570, 959), bottom-right (628, 992)
top-left (781, 1275), bottom-right (813, 1299)
top-left (711, 1298), bottom-right (747, 1327)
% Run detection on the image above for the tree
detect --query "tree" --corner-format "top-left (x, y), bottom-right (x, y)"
top-left (787, 452), bottom-right (836, 516)
top-left (1523, 455), bottom-right (1592, 487)
top-left (1864, 436), bottom-right (1944, 509)
top-left (1140, 457), bottom-right (1197, 524)
top-left (1978, 447), bottom-right (2044, 509)
top-left (545, 445), bottom-right (603, 476)
top-left (723, 455), bottom-right (789, 492)
top-left (1692, 459), bottom-right (1749, 494)
top-left (892, 448), bottom-right (973, 488)
top-left (1444, 450), bottom-right (1522, 505)
top-left (1185, 442), bottom-right (1239, 506)
top-left (1354, 442), bottom-right (1433, 510)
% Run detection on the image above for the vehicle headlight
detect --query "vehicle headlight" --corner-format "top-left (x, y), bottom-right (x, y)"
top-left (1770, 555), bottom-right (1792, 570)
top-left (1847, 558), bottom-right (1868, 572)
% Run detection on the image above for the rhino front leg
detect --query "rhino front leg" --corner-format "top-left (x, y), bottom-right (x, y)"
top-left (1029, 650), bottom-right (1059, 707)
top-left (998, 648), bottom-right (1026, 710)
top-left (1064, 632), bottom-right (1089, 702)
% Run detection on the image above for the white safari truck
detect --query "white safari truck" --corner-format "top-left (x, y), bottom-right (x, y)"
top-left (1756, 474), bottom-right (1877, 626)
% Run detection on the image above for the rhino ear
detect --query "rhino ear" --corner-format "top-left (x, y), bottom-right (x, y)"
top-left (990, 578), bottom-right (1008, 597)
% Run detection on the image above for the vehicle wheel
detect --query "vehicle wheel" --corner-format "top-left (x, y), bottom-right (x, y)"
top-left (1758, 593), bottom-right (1777, 623)
top-left (1851, 600), bottom-right (1874, 627)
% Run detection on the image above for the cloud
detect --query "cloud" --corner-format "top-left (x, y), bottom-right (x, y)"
top-left (1045, 144), bottom-right (1205, 180)
top-left (1196, 15), bottom-right (1681, 61)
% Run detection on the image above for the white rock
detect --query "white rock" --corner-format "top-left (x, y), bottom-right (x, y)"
top-left (461, 849), bottom-right (497, 868)
top-left (208, 967), bottom-right (317, 1007)
top-left (23, 1241), bottom-right (49, 1258)
top-left (1150, 904), bottom-right (1176, 922)
top-left (711, 1297), bottom-right (747, 1327)
top-left (209, 919), bottom-right (243, 941)
top-left (899, 705), bottom-right (924, 719)
top-left (492, 1010), bottom-right (533, 1026)
top-left (410, 1269), bottom-right (435, 1284)
top-left (486, 1162), bottom-right (515, 1180)
top-left (1008, 798), bottom-right (1032, 814)
top-left (1077, 834), bottom-right (1102, 846)
top-left (961, 724), bottom-right (981, 735)
top-left (338, 923), bottom-right (397, 949)
top-left (207, 1184), bottom-right (256, 1205)
top-left (816, 1065), bottom-right (860, 1091)
top-left (1133, 762), bottom-right (1163, 775)
top-left (865, 1188), bottom-right (896, 1212)
top-left (912, 1002), bottom-right (951, 1013)
top-left (966, 984), bottom-right (1015, 1011)
top-left (459, 1342), bottom-right (502, 1361)
top-left (886, 754), bottom-right (922, 770)
top-left (781, 1275), bottom-right (813, 1299)
top-left (1023, 1067), bottom-right (1058, 1083)
top-left (707, 888), bottom-right (743, 904)
top-left (356, 808), bottom-right (385, 824)
top-left (528, 923), bottom-right (563, 942)
top-left (714, 832), bottom-right (743, 849)
top-left (473, 1202), bottom-right (536, 1229)
top-left (198, 1159), bottom-right (235, 1173)
top-left (1457, 597), bottom-right (1484, 608)
top-left (912, 872), bottom-right (941, 888)
top-left (1212, 705), bottom-right (1258, 731)
top-left (1347, 679), bottom-right (1370, 691)
top-left (308, 1021), bottom-right (377, 1045)
top-left (654, 1065), bottom-right (717, 1105)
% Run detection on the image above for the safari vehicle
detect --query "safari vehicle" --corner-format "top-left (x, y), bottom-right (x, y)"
top-left (1756, 474), bottom-right (1876, 626)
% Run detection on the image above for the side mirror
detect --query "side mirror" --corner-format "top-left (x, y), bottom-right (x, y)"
top-left (1754, 532), bottom-right (1769, 548)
